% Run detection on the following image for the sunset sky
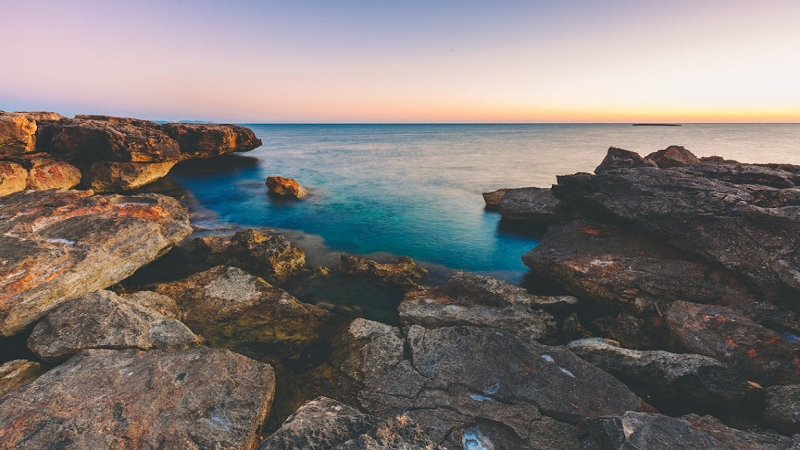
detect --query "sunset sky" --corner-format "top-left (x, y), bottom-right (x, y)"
top-left (2, 0), bottom-right (799, 123)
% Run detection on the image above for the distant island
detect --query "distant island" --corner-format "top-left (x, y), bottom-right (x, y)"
top-left (632, 123), bottom-right (682, 126)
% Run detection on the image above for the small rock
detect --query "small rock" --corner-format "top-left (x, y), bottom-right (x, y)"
top-left (266, 176), bottom-right (307, 198)
top-left (88, 161), bottom-right (177, 192)
top-left (0, 347), bottom-right (275, 449)
top-left (482, 188), bottom-right (507, 210)
top-left (0, 161), bottom-right (27, 196)
top-left (763, 385), bottom-right (799, 435)
top-left (27, 290), bottom-right (201, 361)
top-left (0, 360), bottom-right (44, 397)
top-left (340, 254), bottom-right (428, 288)
top-left (498, 187), bottom-right (561, 225)
top-left (594, 146), bottom-right (657, 174)
top-left (645, 145), bottom-right (700, 168)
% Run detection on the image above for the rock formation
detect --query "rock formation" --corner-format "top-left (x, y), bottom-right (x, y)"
top-left (266, 176), bottom-right (307, 198)
top-left (339, 254), bottom-right (428, 288)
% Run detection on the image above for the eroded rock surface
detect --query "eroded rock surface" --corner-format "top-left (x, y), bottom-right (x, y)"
top-left (0, 161), bottom-right (27, 196)
top-left (161, 122), bottom-right (262, 159)
top-left (340, 255), bottom-right (428, 288)
top-left (498, 187), bottom-right (561, 225)
top-left (0, 347), bottom-right (275, 449)
top-left (0, 190), bottom-right (192, 336)
top-left (23, 158), bottom-right (82, 190)
top-left (482, 188), bottom-right (507, 210)
top-left (594, 146), bottom-right (657, 174)
top-left (645, 145), bottom-right (700, 168)
top-left (27, 290), bottom-right (200, 360)
top-left (88, 161), bottom-right (177, 192)
top-left (266, 175), bottom-right (307, 198)
top-left (0, 112), bottom-right (36, 156)
top-left (0, 360), bottom-right (44, 397)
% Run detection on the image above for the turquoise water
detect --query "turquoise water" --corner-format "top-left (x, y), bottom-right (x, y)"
top-left (169, 124), bottom-right (800, 282)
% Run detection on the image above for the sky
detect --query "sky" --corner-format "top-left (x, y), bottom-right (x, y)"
top-left (1, 0), bottom-right (799, 123)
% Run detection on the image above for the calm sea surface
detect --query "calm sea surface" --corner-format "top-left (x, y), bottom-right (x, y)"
top-left (168, 124), bottom-right (800, 282)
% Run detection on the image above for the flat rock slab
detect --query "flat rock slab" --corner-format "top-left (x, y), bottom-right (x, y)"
top-left (498, 187), bottom-right (561, 225)
top-left (258, 396), bottom-right (445, 450)
top-left (27, 290), bottom-right (200, 360)
top-left (0, 190), bottom-right (192, 336)
top-left (340, 254), bottom-right (428, 288)
top-left (0, 347), bottom-right (275, 449)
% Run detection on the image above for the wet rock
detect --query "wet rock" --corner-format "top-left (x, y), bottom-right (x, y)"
top-left (332, 319), bottom-right (643, 449)
top-left (594, 147), bottom-right (657, 174)
top-left (0, 112), bottom-right (37, 156)
top-left (0, 360), bottom-right (44, 397)
top-left (160, 122), bottom-right (262, 159)
top-left (567, 338), bottom-right (757, 410)
top-left (523, 221), bottom-right (757, 313)
top-left (0, 347), bottom-right (275, 449)
top-left (482, 188), bottom-right (507, 210)
top-left (0, 161), bottom-right (27, 196)
top-left (665, 301), bottom-right (800, 385)
top-left (258, 396), bottom-right (445, 450)
top-left (0, 190), bottom-right (192, 336)
top-left (88, 160), bottom-right (177, 192)
top-left (645, 145), bottom-right (700, 168)
top-left (153, 266), bottom-right (330, 352)
top-left (498, 187), bottom-right (561, 225)
top-left (27, 290), bottom-right (200, 361)
top-left (763, 384), bottom-right (800, 435)
top-left (189, 229), bottom-right (306, 283)
top-left (579, 412), bottom-right (798, 449)
top-left (23, 158), bottom-right (82, 190)
top-left (266, 175), bottom-right (307, 198)
top-left (340, 254), bottom-right (428, 288)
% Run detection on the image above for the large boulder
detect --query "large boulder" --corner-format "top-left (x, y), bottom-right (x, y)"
top-left (160, 122), bottom-right (262, 159)
top-left (0, 347), bottom-right (275, 449)
top-left (763, 384), bottom-right (800, 435)
top-left (189, 229), bottom-right (306, 283)
top-left (332, 319), bottom-right (644, 449)
top-left (645, 145), bottom-right (700, 168)
top-left (153, 266), bottom-right (330, 352)
top-left (0, 161), bottom-right (27, 196)
top-left (0, 190), bottom-right (192, 336)
top-left (87, 161), bottom-right (177, 192)
top-left (27, 290), bottom-right (200, 361)
top-left (567, 338), bottom-right (757, 410)
top-left (665, 301), bottom-right (800, 385)
top-left (340, 254), bottom-right (428, 288)
top-left (0, 112), bottom-right (37, 156)
top-left (579, 412), bottom-right (798, 449)
top-left (258, 397), bottom-right (445, 450)
top-left (22, 158), bottom-right (82, 190)
top-left (0, 360), bottom-right (44, 397)
top-left (594, 147), bottom-right (657, 174)
top-left (498, 187), bottom-right (561, 225)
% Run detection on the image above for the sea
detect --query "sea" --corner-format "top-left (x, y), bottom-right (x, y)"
top-left (163, 123), bottom-right (800, 284)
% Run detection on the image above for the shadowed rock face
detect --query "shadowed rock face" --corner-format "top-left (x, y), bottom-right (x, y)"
top-left (579, 412), bottom-right (798, 450)
top-left (567, 338), bottom-right (757, 411)
top-left (88, 161), bottom-right (177, 192)
top-left (665, 301), bottom-right (800, 385)
top-left (0, 190), bottom-right (192, 337)
top-left (340, 254), bottom-right (428, 288)
top-left (258, 397), bottom-right (445, 450)
top-left (0, 360), bottom-right (44, 397)
top-left (161, 122), bottom-right (262, 159)
top-left (498, 187), bottom-right (561, 225)
top-left (27, 290), bottom-right (200, 361)
top-left (0, 112), bottom-right (36, 156)
top-left (763, 385), bottom-right (800, 435)
top-left (332, 319), bottom-right (643, 449)
top-left (0, 347), bottom-right (275, 450)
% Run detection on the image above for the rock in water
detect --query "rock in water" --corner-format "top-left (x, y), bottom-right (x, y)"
top-left (0, 360), bottom-right (44, 397)
top-left (0, 190), bottom-right (192, 336)
top-left (340, 254), bottom-right (428, 288)
top-left (27, 290), bottom-right (200, 360)
top-left (258, 397), bottom-right (445, 450)
top-left (498, 187), bottom-right (561, 225)
top-left (0, 112), bottom-right (37, 156)
top-left (482, 188), bottom-right (508, 210)
top-left (665, 301), bottom-right (800, 385)
top-left (0, 161), bottom-right (27, 196)
top-left (0, 347), bottom-right (275, 449)
top-left (579, 412), bottom-right (798, 449)
top-left (88, 161), bottom-right (178, 192)
top-left (189, 229), bottom-right (306, 283)
top-left (567, 338), bottom-right (757, 410)
top-left (266, 176), bottom-right (307, 198)
top-left (160, 122), bottom-right (262, 159)
top-left (763, 384), bottom-right (800, 435)
top-left (645, 145), bottom-right (700, 168)
top-left (153, 266), bottom-right (330, 353)
top-left (594, 147), bottom-right (657, 174)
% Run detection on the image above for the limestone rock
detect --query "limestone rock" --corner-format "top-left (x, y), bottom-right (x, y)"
top-left (0, 112), bottom-right (37, 156)
top-left (266, 175), bottom-right (307, 198)
top-left (0, 161), bottom-right (27, 196)
top-left (594, 147), bottom-right (657, 174)
top-left (0, 190), bottom-right (192, 336)
top-left (498, 187), bottom-right (561, 225)
top-left (24, 158), bottom-right (82, 190)
top-left (27, 290), bottom-right (201, 360)
top-left (340, 254), bottom-right (428, 288)
top-left (0, 360), bottom-right (44, 397)
top-left (482, 188), bottom-right (507, 210)
top-left (645, 145), bottom-right (700, 168)
top-left (122, 290), bottom-right (182, 319)
top-left (0, 347), bottom-right (275, 449)
top-left (160, 122), bottom-right (262, 159)
top-left (763, 384), bottom-right (800, 435)
top-left (14, 111), bottom-right (64, 122)
top-left (88, 160), bottom-right (177, 192)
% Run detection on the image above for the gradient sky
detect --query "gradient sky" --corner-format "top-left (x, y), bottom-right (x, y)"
top-left (2, 0), bottom-right (799, 122)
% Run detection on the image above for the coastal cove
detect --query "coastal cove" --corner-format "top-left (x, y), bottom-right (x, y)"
top-left (160, 123), bottom-right (800, 282)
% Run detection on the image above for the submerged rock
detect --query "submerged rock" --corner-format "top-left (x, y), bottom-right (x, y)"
top-left (579, 412), bottom-right (798, 449)
top-left (266, 175), bottom-right (307, 198)
top-left (0, 161), bottom-right (27, 196)
top-left (27, 290), bottom-right (200, 360)
top-left (332, 319), bottom-right (643, 449)
top-left (160, 122), bottom-right (262, 159)
top-left (88, 160), bottom-right (177, 192)
top-left (763, 384), bottom-right (800, 435)
top-left (567, 338), bottom-right (757, 410)
top-left (665, 301), bottom-right (800, 385)
top-left (498, 187), bottom-right (561, 225)
top-left (645, 145), bottom-right (700, 168)
top-left (258, 396), bottom-right (445, 450)
top-left (153, 266), bottom-right (330, 352)
top-left (0, 360), bottom-right (44, 397)
top-left (339, 254), bottom-right (428, 288)
top-left (482, 188), bottom-right (507, 210)
top-left (594, 146), bottom-right (657, 174)
top-left (0, 347), bottom-right (275, 449)
top-left (0, 190), bottom-right (192, 336)
top-left (0, 112), bottom-right (37, 156)
top-left (189, 229), bottom-right (306, 283)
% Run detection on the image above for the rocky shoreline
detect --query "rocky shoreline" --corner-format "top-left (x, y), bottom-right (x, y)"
top-left (0, 116), bottom-right (798, 450)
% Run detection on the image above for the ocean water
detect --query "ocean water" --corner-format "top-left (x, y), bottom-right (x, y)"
top-left (168, 123), bottom-right (800, 282)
